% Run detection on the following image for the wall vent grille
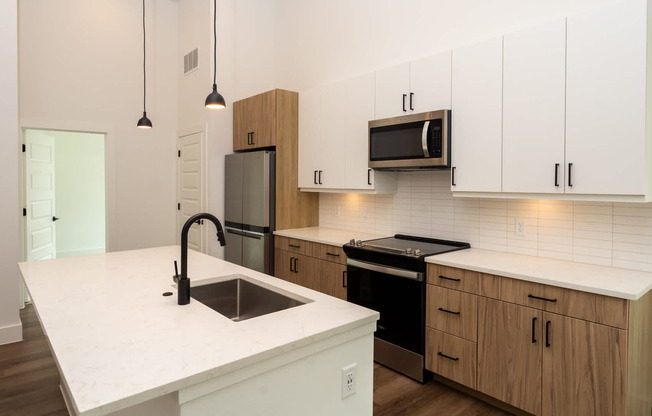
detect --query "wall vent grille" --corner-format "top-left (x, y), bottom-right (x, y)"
top-left (184, 48), bottom-right (199, 75)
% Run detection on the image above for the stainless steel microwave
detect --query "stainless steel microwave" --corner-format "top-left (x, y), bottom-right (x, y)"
top-left (368, 110), bottom-right (450, 170)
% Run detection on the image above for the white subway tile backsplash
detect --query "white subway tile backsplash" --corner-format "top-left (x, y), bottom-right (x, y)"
top-left (317, 172), bottom-right (652, 273)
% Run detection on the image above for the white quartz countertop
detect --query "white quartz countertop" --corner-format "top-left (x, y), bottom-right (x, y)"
top-left (426, 248), bottom-right (652, 300)
top-left (274, 227), bottom-right (389, 246)
top-left (18, 246), bottom-right (378, 416)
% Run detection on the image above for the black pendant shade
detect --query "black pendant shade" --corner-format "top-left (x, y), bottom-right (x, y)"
top-left (137, 0), bottom-right (152, 128)
top-left (205, 0), bottom-right (226, 109)
top-left (137, 111), bottom-right (153, 129)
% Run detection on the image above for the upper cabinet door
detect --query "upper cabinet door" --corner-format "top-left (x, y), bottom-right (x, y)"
top-left (566, 1), bottom-right (647, 195)
top-left (233, 99), bottom-right (249, 151)
top-left (409, 51), bottom-right (452, 113)
top-left (451, 36), bottom-right (503, 192)
top-left (345, 73), bottom-right (376, 190)
top-left (298, 87), bottom-right (321, 188)
top-left (375, 62), bottom-right (410, 119)
top-left (319, 80), bottom-right (347, 189)
top-left (248, 89), bottom-right (276, 149)
top-left (502, 19), bottom-right (566, 194)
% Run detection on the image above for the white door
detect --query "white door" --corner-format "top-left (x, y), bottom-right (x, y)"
top-left (25, 130), bottom-right (57, 261)
top-left (298, 87), bottom-right (322, 188)
top-left (502, 19), bottom-right (566, 194)
top-left (409, 50), bottom-right (452, 113)
top-left (177, 132), bottom-right (206, 253)
top-left (565, 0), bottom-right (646, 196)
top-left (451, 36), bottom-right (503, 192)
top-left (345, 72), bottom-right (376, 189)
top-left (375, 62), bottom-right (410, 119)
top-left (319, 80), bottom-right (347, 189)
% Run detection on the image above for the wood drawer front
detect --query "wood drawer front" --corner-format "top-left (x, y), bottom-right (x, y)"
top-left (500, 278), bottom-right (628, 329)
top-left (427, 264), bottom-right (479, 294)
top-left (426, 285), bottom-right (478, 342)
top-left (275, 236), bottom-right (312, 256)
top-left (425, 328), bottom-right (477, 389)
top-left (318, 244), bottom-right (346, 264)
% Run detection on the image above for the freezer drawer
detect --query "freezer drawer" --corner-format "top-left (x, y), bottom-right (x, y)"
top-left (224, 227), bottom-right (271, 275)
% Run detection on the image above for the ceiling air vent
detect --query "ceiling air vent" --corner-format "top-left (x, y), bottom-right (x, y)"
top-left (184, 48), bottom-right (199, 75)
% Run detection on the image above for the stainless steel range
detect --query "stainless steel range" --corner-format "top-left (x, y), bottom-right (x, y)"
top-left (343, 234), bottom-right (470, 382)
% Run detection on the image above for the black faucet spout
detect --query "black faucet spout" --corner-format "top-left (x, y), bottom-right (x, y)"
top-left (178, 212), bottom-right (226, 305)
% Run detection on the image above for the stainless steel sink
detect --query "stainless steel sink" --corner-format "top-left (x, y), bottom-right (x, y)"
top-left (191, 277), bottom-right (309, 321)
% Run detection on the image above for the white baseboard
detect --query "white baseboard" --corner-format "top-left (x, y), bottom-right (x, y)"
top-left (56, 247), bottom-right (105, 258)
top-left (0, 322), bottom-right (23, 346)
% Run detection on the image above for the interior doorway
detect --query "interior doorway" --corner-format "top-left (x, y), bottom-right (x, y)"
top-left (177, 130), bottom-right (207, 253)
top-left (23, 129), bottom-right (107, 261)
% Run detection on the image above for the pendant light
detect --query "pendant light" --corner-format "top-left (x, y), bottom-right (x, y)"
top-left (205, 0), bottom-right (226, 109)
top-left (137, 0), bottom-right (153, 128)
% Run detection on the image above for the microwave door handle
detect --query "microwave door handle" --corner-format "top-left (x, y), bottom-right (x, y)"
top-left (422, 121), bottom-right (431, 158)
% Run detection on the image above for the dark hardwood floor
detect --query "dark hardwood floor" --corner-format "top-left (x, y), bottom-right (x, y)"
top-left (1, 305), bottom-right (510, 415)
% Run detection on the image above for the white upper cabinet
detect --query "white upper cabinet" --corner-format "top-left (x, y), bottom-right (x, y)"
top-left (451, 36), bottom-right (503, 192)
top-left (565, 0), bottom-right (647, 196)
top-left (298, 74), bottom-right (396, 193)
top-left (375, 51), bottom-right (452, 119)
top-left (502, 19), bottom-right (566, 194)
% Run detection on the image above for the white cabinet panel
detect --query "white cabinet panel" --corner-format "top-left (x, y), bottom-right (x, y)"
top-left (374, 63), bottom-right (410, 119)
top-left (566, 1), bottom-right (647, 196)
top-left (451, 36), bottom-right (503, 192)
top-left (345, 73), bottom-right (375, 190)
top-left (502, 19), bottom-right (566, 194)
top-left (319, 81), bottom-right (347, 188)
top-left (298, 87), bottom-right (321, 188)
top-left (410, 51), bottom-right (452, 113)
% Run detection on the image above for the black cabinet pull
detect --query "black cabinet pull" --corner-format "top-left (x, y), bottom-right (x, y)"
top-left (437, 352), bottom-right (459, 361)
top-left (318, 170), bottom-right (323, 184)
top-left (531, 317), bottom-right (537, 343)
top-left (568, 163), bottom-right (573, 187)
top-left (438, 307), bottom-right (460, 315)
top-left (313, 170), bottom-right (317, 184)
top-left (367, 169), bottom-right (372, 185)
top-left (439, 275), bottom-right (461, 282)
top-left (342, 270), bottom-right (347, 288)
top-left (293, 258), bottom-right (298, 273)
top-left (326, 252), bottom-right (340, 257)
top-left (528, 294), bottom-right (557, 303)
top-left (250, 131), bottom-right (255, 145)
top-left (554, 163), bottom-right (560, 187)
top-left (289, 256), bottom-right (295, 272)
top-left (402, 94), bottom-right (407, 112)
top-left (409, 92), bottom-right (414, 110)
top-left (451, 167), bottom-right (456, 186)
top-left (545, 320), bottom-right (551, 347)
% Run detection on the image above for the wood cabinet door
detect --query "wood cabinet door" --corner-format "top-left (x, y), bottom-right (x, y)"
top-left (477, 298), bottom-right (543, 415)
top-left (451, 36), bottom-right (503, 192)
top-left (565, 1), bottom-right (646, 196)
top-left (541, 313), bottom-right (627, 416)
top-left (294, 254), bottom-right (320, 291)
top-left (233, 99), bottom-right (249, 151)
top-left (274, 249), bottom-right (296, 284)
top-left (502, 19), bottom-right (566, 194)
top-left (319, 260), bottom-right (347, 300)
top-left (248, 90), bottom-right (276, 149)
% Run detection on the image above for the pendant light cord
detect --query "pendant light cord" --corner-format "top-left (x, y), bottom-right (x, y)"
top-left (213, 0), bottom-right (217, 86)
top-left (143, 0), bottom-right (147, 112)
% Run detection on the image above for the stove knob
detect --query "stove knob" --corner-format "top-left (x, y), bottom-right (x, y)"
top-left (356, 240), bottom-right (363, 247)
top-left (349, 239), bottom-right (356, 246)
top-left (414, 249), bottom-right (422, 256)
top-left (405, 248), bottom-right (413, 255)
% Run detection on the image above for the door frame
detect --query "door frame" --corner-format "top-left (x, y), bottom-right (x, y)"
top-left (176, 125), bottom-right (208, 253)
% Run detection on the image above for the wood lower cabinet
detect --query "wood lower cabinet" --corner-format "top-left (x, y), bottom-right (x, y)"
top-left (542, 313), bottom-right (627, 416)
top-left (275, 236), bottom-right (348, 300)
top-left (477, 298), bottom-right (543, 415)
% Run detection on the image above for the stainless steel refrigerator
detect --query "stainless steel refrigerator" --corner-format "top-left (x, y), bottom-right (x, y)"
top-left (224, 151), bottom-right (275, 274)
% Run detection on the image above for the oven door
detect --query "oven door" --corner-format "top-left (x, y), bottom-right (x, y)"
top-left (346, 258), bottom-right (425, 354)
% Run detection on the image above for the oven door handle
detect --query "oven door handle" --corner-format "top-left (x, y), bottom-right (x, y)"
top-left (346, 258), bottom-right (423, 281)
top-left (421, 120), bottom-right (431, 158)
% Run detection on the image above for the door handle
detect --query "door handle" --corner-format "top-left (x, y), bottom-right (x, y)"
top-left (250, 131), bottom-right (255, 145)
top-left (367, 169), bottom-right (372, 186)
top-left (421, 121), bottom-right (431, 157)
top-left (438, 307), bottom-right (460, 315)
top-left (545, 320), bottom-right (551, 347)
top-left (52, 216), bottom-right (60, 222)
top-left (402, 94), bottom-right (407, 112)
top-left (342, 270), bottom-right (347, 288)
top-left (451, 167), bottom-right (456, 186)
top-left (247, 132), bottom-right (251, 145)
top-left (437, 352), bottom-right (459, 361)
top-left (554, 163), bottom-right (560, 187)
top-left (289, 256), bottom-right (295, 272)
top-left (242, 232), bottom-right (262, 240)
top-left (318, 170), bottom-right (322, 185)
top-left (226, 228), bottom-right (246, 236)
top-left (439, 275), bottom-right (460, 282)
top-left (568, 163), bottom-right (573, 187)
top-left (293, 257), bottom-right (298, 273)
top-left (532, 317), bottom-right (537, 343)
top-left (314, 170), bottom-right (317, 185)
top-left (409, 92), bottom-right (414, 110)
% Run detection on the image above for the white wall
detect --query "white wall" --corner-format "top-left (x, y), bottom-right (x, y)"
top-left (19, 0), bottom-right (179, 253)
top-left (53, 131), bottom-right (106, 258)
top-left (0, 0), bottom-right (22, 345)
top-left (178, 0), bottom-right (235, 258)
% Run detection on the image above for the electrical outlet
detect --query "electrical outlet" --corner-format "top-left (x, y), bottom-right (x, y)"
top-left (515, 218), bottom-right (526, 236)
top-left (335, 206), bottom-right (341, 217)
top-left (341, 363), bottom-right (357, 398)
top-left (361, 208), bottom-right (368, 220)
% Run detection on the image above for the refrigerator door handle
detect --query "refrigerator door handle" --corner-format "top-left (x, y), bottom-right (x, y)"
top-left (226, 228), bottom-right (247, 237)
top-left (242, 231), bottom-right (263, 240)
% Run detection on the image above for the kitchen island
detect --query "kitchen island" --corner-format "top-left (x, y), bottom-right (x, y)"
top-left (18, 246), bottom-right (379, 416)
